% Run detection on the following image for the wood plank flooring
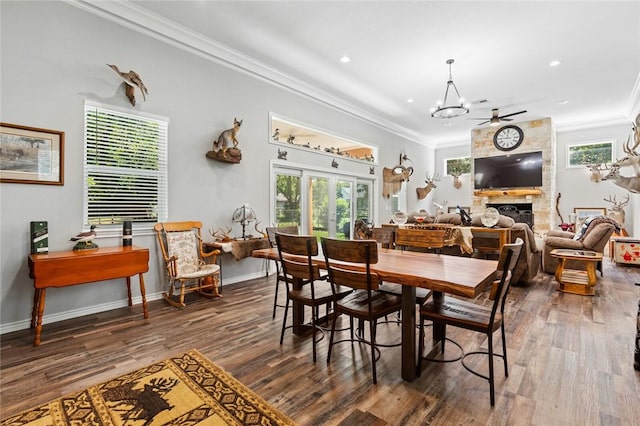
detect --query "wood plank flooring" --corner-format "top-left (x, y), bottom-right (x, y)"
top-left (1, 259), bottom-right (639, 425)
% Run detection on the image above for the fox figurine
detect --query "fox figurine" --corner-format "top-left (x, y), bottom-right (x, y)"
top-left (213, 118), bottom-right (243, 158)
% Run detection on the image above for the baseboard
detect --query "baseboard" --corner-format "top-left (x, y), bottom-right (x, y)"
top-left (0, 270), bottom-right (267, 335)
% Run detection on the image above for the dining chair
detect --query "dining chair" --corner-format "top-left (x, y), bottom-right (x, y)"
top-left (266, 225), bottom-right (299, 319)
top-left (395, 227), bottom-right (447, 253)
top-left (153, 221), bottom-right (221, 308)
top-left (417, 238), bottom-right (523, 406)
top-left (321, 237), bottom-right (403, 384)
top-left (379, 227), bottom-right (447, 306)
top-left (276, 233), bottom-right (351, 362)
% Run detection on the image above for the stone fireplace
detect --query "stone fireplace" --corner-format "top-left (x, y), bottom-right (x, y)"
top-left (487, 203), bottom-right (534, 228)
top-left (470, 118), bottom-right (556, 234)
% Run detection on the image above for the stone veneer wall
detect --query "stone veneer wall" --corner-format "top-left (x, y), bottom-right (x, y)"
top-left (470, 117), bottom-right (556, 235)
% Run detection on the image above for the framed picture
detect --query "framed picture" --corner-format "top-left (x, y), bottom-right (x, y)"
top-left (0, 123), bottom-right (64, 185)
top-left (573, 207), bottom-right (607, 229)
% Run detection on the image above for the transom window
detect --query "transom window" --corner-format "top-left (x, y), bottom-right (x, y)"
top-left (444, 156), bottom-right (471, 176)
top-left (83, 101), bottom-right (168, 229)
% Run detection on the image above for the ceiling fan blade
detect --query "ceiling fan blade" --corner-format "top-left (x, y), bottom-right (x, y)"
top-left (477, 120), bottom-right (490, 126)
top-left (501, 118), bottom-right (513, 122)
top-left (498, 110), bottom-right (527, 119)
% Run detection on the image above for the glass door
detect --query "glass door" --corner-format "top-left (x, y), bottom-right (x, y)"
top-left (304, 172), bottom-right (356, 240)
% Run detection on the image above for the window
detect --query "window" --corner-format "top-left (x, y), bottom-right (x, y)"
top-left (567, 140), bottom-right (613, 168)
top-left (444, 156), bottom-right (471, 176)
top-left (83, 102), bottom-right (168, 229)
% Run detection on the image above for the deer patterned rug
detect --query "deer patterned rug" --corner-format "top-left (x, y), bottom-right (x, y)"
top-left (1, 349), bottom-right (295, 426)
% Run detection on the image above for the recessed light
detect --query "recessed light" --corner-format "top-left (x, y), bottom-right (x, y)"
top-left (339, 55), bottom-right (351, 63)
top-left (549, 59), bottom-right (562, 67)
top-left (558, 100), bottom-right (569, 105)
top-left (444, 122), bottom-right (453, 127)
top-left (407, 98), bottom-right (414, 103)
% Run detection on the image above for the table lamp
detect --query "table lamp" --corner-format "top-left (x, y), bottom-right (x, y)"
top-left (232, 203), bottom-right (256, 240)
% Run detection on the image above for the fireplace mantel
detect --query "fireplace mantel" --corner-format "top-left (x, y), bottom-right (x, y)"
top-left (473, 188), bottom-right (542, 197)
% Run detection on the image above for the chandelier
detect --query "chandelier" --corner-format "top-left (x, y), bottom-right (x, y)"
top-left (430, 59), bottom-right (469, 119)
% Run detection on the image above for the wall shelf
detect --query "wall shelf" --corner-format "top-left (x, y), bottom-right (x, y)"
top-left (473, 188), bottom-right (542, 197)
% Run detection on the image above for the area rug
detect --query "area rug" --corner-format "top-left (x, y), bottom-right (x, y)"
top-left (1, 349), bottom-right (295, 426)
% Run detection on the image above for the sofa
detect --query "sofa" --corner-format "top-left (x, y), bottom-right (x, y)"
top-left (542, 216), bottom-right (619, 274)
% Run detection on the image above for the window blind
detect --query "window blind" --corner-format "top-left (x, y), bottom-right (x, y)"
top-left (83, 102), bottom-right (168, 227)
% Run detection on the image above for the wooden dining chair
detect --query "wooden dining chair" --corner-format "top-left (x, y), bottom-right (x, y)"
top-left (266, 225), bottom-right (299, 319)
top-left (276, 233), bottom-right (351, 362)
top-left (395, 227), bottom-right (447, 253)
top-left (417, 238), bottom-right (523, 406)
top-left (153, 221), bottom-right (221, 308)
top-left (321, 237), bottom-right (403, 384)
top-left (378, 227), bottom-right (446, 306)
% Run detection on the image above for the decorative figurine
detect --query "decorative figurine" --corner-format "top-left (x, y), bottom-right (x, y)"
top-left (70, 225), bottom-right (98, 250)
top-left (107, 64), bottom-right (148, 107)
top-left (207, 118), bottom-right (243, 164)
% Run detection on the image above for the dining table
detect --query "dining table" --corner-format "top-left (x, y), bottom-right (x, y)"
top-left (251, 246), bottom-right (498, 381)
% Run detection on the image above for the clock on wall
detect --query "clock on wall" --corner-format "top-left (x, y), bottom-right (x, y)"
top-left (493, 125), bottom-right (524, 151)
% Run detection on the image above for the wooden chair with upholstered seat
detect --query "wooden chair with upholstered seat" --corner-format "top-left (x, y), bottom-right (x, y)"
top-left (154, 221), bottom-right (221, 308)
top-left (321, 237), bottom-right (403, 384)
top-left (266, 225), bottom-right (299, 319)
top-left (417, 238), bottom-right (523, 406)
top-left (276, 233), bottom-right (351, 362)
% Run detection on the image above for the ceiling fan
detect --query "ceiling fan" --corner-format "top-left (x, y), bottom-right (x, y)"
top-left (473, 108), bottom-right (527, 126)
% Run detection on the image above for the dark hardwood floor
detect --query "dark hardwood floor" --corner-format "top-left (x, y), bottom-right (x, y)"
top-left (1, 259), bottom-right (639, 425)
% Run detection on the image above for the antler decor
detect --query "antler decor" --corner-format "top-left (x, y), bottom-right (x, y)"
top-left (416, 172), bottom-right (440, 200)
top-left (382, 150), bottom-right (414, 198)
top-left (254, 220), bottom-right (267, 239)
top-left (586, 162), bottom-right (610, 183)
top-left (209, 226), bottom-right (233, 242)
top-left (604, 194), bottom-right (630, 226)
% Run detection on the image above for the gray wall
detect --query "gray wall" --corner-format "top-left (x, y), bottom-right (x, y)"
top-left (0, 1), bottom-right (432, 332)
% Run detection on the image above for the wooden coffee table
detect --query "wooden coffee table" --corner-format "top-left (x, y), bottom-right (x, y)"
top-left (550, 249), bottom-right (603, 295)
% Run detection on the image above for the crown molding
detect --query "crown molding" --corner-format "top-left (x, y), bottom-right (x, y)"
top-left (63, 0), bottom-right (432, 148)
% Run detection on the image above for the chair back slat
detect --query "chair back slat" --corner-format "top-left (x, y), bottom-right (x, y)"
top-left (281, 258), bottom-right (322, 281)
top-left (276, 233), bottom-right (317, 256)
top-left (370, 227), bottom-right (395, 247)
top-left (395, 228), bottom-right (446, 249)
top-left (266, 225), bottom-right (299, 247)
top-left (321, 238), bottom-right (378, 292)
top-left (322, 239), bottom-right (379, 264)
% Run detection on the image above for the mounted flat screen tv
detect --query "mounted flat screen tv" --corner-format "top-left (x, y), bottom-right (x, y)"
top-left (474, 151), bottom-right (543, 189)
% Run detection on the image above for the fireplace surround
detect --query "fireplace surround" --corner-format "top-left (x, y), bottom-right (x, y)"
top-left (486, 203), bottom-right (534, 229)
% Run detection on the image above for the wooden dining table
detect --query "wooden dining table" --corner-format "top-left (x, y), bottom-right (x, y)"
top-left (251, 246), bottom-right (498, 381)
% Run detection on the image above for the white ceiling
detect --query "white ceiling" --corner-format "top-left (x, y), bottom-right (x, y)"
top-left (83, 1), bottom-right (640, 147)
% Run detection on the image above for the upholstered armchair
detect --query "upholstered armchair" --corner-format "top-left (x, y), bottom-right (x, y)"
top-left (542, 217), bottom-right (619, 274)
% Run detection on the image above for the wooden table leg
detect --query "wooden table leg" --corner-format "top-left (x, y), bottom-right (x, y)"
top-left (139, 273), bottom-right (148, 319)
top-left (432, 291), bottom-right (446, 351)
top-left (34, 288), bottom-right (46, 346)
top-left (585, 261), bottom-right (597, 286)
top-left (31, 288), bottom-right (41, 329)
top-left (555, 258), bottom-right (565, 283)
top-left (401, 285), bottom-right (417, 381)
top-left (292, 278), bottom-right (305, 335)
top-left (126, 276), bottom-right (133, 306)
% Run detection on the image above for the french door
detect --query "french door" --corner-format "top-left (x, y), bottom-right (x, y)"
top-left (272, 164), bottom-right (374, 240)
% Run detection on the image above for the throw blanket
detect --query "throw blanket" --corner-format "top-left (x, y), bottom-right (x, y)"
top-left (215, 238), bottom-right (271, 260)
top-left (1, 349), bottom-right (295, 426)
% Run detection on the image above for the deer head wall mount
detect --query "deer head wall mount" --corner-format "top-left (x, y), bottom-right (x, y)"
top-left (602, 164), bottom-right (640, 194)
top-left (416, 172), bottom-right (441, 200)
top-left (604, 194), bottom-right (629, 226)
top-left (587, 162), bottom-right (609, 183)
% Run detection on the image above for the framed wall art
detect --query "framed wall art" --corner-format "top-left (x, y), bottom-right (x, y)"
top-left (0, 123), bottom-right (64, 185)
top-left (573, 207), bottom-right (607, 229)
